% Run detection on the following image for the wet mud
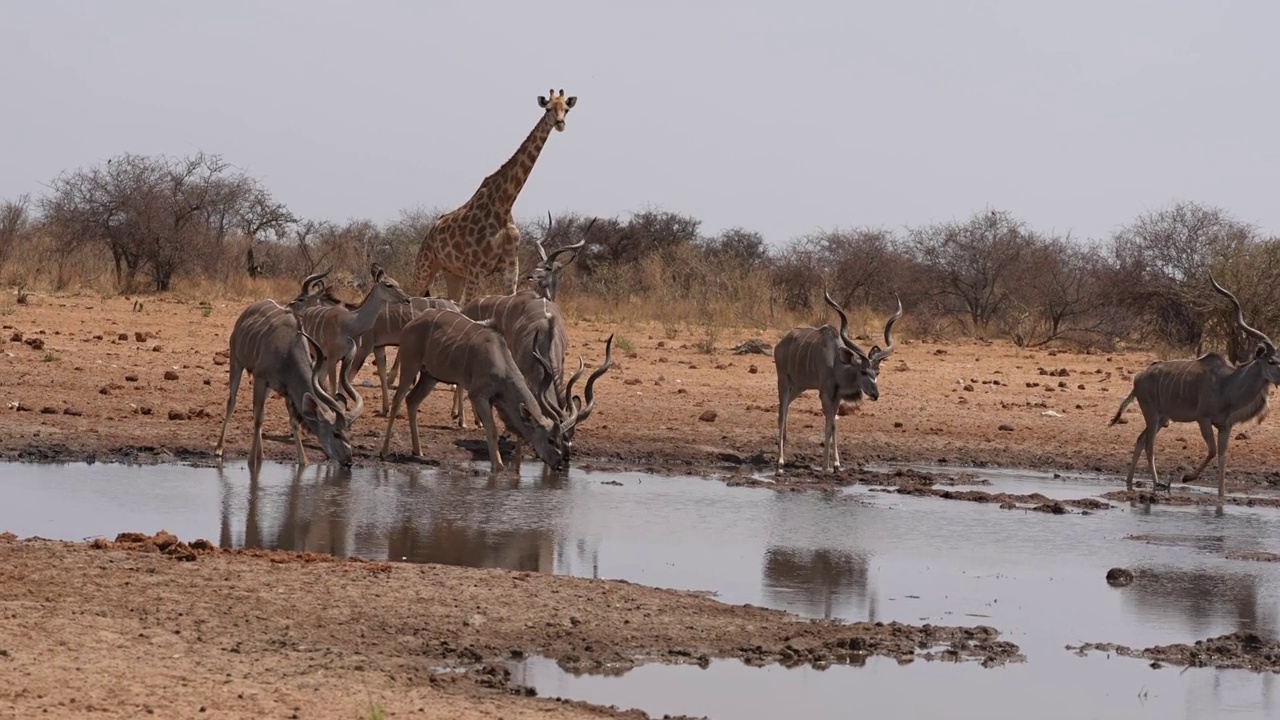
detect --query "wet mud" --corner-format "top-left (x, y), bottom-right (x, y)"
top-left (1102, 490), bottom-right (1280, 508)
top-left (1069, 632), bottom-right (1280, 673)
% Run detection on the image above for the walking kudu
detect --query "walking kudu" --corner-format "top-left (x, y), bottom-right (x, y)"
top-left (215, 298), bottom-right (363, 467)
top-left (774, 292), bottom-right (903, 473)
top-left (294, 264), bottom-right (411, 402)
top-left (1111, 274), bottom-right (1280, 497)
top-left (379, 308), bottom-right (567, 473)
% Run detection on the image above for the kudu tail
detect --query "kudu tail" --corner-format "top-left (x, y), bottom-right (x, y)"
top-left (1109, 391), bottom-right (1137, 426)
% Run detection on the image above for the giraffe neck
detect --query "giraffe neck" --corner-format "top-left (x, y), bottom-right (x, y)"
top-left (473, 111), bottom-right (556, 215)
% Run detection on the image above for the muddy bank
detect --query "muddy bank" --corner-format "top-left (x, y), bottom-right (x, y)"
top-left (722, 466), bottom-right (989, 492)
top-left (0, 533), bottom-right (1020, 719)
top-left (10, 294), bottom-right (1280, 485)
top-left (1101, 490), bottom-right (1280, 508)
top-left (874, 484), bottom-right (1114, 514)
top-left (1068, 632), bottom-right (1280, 673)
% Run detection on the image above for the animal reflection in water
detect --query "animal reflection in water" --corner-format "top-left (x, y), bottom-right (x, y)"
top-left (217, 463), bottom-right (598, 576)
top-left (761, 547), bottom-right (874, 622)
top-left (1119, 566), bottom-right (1275, 639)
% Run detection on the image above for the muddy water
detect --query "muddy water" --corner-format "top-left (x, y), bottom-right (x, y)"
top-left (5, 460), bottom-right (1280, 719)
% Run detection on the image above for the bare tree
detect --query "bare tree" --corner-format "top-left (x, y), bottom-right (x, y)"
top-left (0, 194), bottom-right (31, 278)
top-left (909, 210), bottom-right (1037, 332)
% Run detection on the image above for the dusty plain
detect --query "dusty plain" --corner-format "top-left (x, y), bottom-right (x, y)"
top-left (5, 292), bottom-right (1280, 718)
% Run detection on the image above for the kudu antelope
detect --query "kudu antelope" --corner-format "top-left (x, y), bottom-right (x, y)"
top-left (294, 264), bottom-right (411, 401)
top-left (215, 299), bottom-right (363, 467)
top-left (379, 308), bottom-right (567, 472)
top-left (774, 292), bottom-right (903, 473)
top-left (523, 212), bottom-right (592, 301)
top-left (288, 268), bottom-right (466, 419)
top-left (1111, 275), bottom-right (1280, 497)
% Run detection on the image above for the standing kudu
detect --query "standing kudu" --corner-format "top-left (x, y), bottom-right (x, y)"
top-left (774, 292), bottom-right (903, 473)
top-left (215, 299), bottom-right (363, 467)
top-left (1111, 274), bottom-right (1280, 497)
top-left (523, 212), bottom-right (592, 301)
top-left (379, 308), bottom-right (567, 473)
top-left (294, 264), bottom-right (411, 402)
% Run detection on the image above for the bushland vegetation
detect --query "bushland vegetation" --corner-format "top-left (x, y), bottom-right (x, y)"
top-left (2, 151), bottom-right (1275, 358)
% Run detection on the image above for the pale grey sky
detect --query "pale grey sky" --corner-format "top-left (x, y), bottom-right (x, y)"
top-left (2, 1), bottom-right (1277, 244)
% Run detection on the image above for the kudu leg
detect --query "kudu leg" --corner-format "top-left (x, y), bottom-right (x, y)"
top-left (1215, 427), bottom-right (1231, 499)
top-left (1183, 420), bottom-right (1217, 486)
top-left (215, 364), bottom-right (245, 461)
top-left (471, 397), bottom-right (505, 472)
top-left (250, 379), bottom-right (272, 468)
top-left (380, 371), bottom-right (415, 459)
top-left (1143, 421), bottom-right (1161, 490)
top-left (405, 376), bottom-right (439, 457)
top-left (373, 347), bottom-right (391, 417)
top-left (1124, 429), bottom-right (1146, 491)
top-left (287, 408), bottom-right (308, 466)
top-left (821, 396), bottom-right (839, 474)
top-left (776, 383), bottom-right (794, 471)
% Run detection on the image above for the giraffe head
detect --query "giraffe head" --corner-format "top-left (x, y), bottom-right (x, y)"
top-left (537, 88), bottom-right (577, 132)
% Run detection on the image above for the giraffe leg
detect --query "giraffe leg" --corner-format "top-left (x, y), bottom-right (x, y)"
top-left (443, 272), bottom-right (467, 303)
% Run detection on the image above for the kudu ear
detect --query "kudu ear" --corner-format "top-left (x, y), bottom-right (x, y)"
top-left (1256, 344), bottom-right (1269, 359)
top-left (838, 347), bottom-right (858, 365)
top-left (519, 403), bottom-right (537, 424)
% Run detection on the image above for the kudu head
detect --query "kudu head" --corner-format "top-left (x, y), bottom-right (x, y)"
top-left (365, 263), bottom-right (412, 308)
top-left (296, 331), bottom-right (363, 467)
top-left (287, 268), bottom-right (349, 314)
top-left (514, 342), bottom-right (568, 472)
top-left (1210, 274), bottom-right (1280, 384)
top-left (531, 333), bottom-right (614, 460)
top-left (824, 291), bottom-right (904, 402)
top-left (525, 212), bottom-right (593, 300)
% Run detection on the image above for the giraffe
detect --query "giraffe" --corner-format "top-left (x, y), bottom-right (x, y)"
top-left (413, 88), bottom-right (578, 303)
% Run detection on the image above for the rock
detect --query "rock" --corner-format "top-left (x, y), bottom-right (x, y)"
top-left (117, 332), bottom-right (128, 341)
top-left (134, 331), bottom-right (147, 342)
top-left (39, 406), bottom-right (58, 414)
top-left (1105, 567), bottom-right (1135, 587)
top-left (124, 374), bottom-right (139, 382)
top-left (998, 424), bottom-right (1015, 432)
top-left (893, 421), bottom-right (904, 428)
top-left (202, 378), bottom-right (211, 385)
top-left (623, 378), bottom-right (642, 386)
top-left (748, 364), bottom-right (758, 374)
top-left (138, 406), bottom-right (153, 416)
top-left (212, 355), bottom-right (228, 366)
top-left (24, 337), bottom-right (44, 350)
top-left (963, 384), bottom-right (975, 392)
top-left (698, 410), bottom-right (718, 422)
top-left (9, 331), bottom-right (21, 342)
top-left (163, 370), bottom-right (179, 381)
top-left (63, 407), bottom-right (83, 416)
top-left (676, 388), bottom-right (688, 395)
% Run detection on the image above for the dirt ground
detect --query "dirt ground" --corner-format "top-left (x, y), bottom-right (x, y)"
top-left (0, 532), bottom-right (1019, 719)
top-left (6, 291), bottom-right (1280, 492)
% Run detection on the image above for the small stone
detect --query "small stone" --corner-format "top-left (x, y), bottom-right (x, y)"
top-left (117, 333), bottom-right (128, 341)
top-left (168, 409), bottom-right (188, 421)
top-left (963, 384), bottom-right (975, 392)
top-left (998, 424), bottom-right (1015, 432)
top-left (134, 331), bottom-right (146, 342)
top-left (125, 374), bottom-right (139, 382)
top-left (1105, 567), bottom-right (1135, 587)
top-left (676, 388), bottom-right (688, 395)
top-left (24, 337), bottom-right (44, 350)
top-left (699, 410), bottom-right (718, 422)
top-left (212, 355), bottom-right (228, 366)
top-left (152, 345), bottom-right (163, 352)
top-left (893, 421), bottom-right (904, 428)
top-left (163, 370), bottom-right (179, 381)
top-left (39, 406), bottom-right (58, 414)
top-left (139, 406), bottom-right (153, 416)
top-left (748, 364), bottom-right (758, 374)
top-left (8, 331), bottom-right (21, 342)
top-left (63, 407), bottom-right (83, 416)
top-left (202, 378), bottom-right (211, 385)
top-left (623, 378), bottom-right (642, 386)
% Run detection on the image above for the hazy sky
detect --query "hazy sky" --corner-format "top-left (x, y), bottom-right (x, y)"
top-left (2, 1), bottom-right (1278, 245)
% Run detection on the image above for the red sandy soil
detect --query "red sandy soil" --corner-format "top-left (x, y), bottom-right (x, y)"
top-left (3, 292), bottom-right (1280, 493)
